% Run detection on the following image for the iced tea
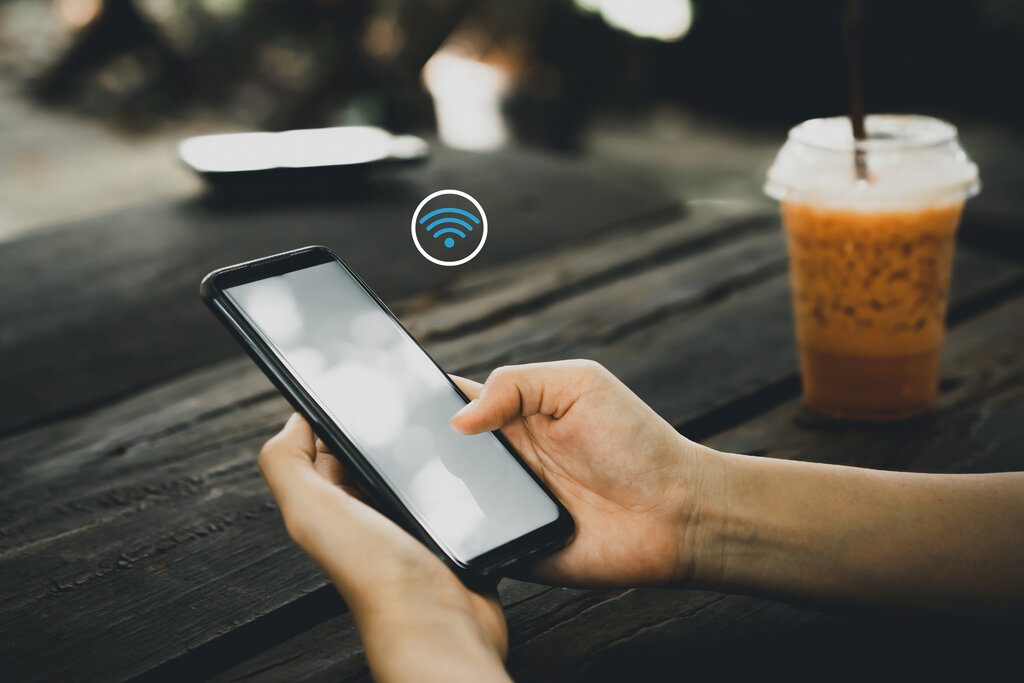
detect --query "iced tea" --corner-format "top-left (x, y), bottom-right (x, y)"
top-left (782, 202), bottom-right (962, 419)
top-left (765, 115), bottom-right (979, 419)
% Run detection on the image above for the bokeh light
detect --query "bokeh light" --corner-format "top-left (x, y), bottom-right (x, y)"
top-left (576, 0), bottom-right (693, 42)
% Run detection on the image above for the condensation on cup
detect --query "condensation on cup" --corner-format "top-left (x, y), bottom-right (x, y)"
top-left (765, 115), bottom-right (980, 420)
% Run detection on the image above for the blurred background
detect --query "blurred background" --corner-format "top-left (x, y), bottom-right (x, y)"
top-left (2, 0), bottom-right (1023, 240)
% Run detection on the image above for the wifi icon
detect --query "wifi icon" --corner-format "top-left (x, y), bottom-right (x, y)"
top-left (411, 189), bottom-right (489, 267)
top-left (419, 207), bottom-right (480, 249)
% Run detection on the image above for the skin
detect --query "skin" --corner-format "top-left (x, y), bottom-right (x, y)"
top-left (259, 414), bottom-right (509, 683)
top-left (258, 360), bottom-right (1024, 682)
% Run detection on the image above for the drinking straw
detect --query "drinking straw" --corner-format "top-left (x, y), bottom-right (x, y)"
top-left (843, 0), bottom-right (869, 181)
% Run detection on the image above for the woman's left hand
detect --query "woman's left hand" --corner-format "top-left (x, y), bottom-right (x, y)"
top-left (258, 413), bottom-right (510, 683)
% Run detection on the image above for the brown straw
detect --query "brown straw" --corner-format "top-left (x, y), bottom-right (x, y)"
top-left (843, 0), bottom-right (869, 181)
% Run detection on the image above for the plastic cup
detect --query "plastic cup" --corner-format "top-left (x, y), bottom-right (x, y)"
top-left (765, 115), bottom-right (979, 420)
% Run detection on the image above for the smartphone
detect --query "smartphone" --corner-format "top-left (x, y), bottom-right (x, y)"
top-left (200, 246), bottom-right (574, 577)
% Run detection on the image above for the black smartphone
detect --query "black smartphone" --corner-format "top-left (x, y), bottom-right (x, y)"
top-left (201, 246), bottom-right (574, 577)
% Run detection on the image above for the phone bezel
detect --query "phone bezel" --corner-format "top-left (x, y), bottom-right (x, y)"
top-left (200, 245), bottom-right (575, 577)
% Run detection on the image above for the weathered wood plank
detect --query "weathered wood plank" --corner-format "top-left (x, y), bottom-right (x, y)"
top-left (1, 206), bottom-right (1020, 680)
top-left (0, 206), bottom-right (769, 682)
top-left (209, 293), bottom-right (1024, 682)
top-left (426, 227), bottom-right (789, 378)
top-left (0, 145), bottom-right (679, 436)
top-left (197, 582), bottom-right (601, 683)
top-left (1, 207), bottom-right (774, 554)
top-left (432, 241), bottom-right (1022, 436)
top-left (544, 297), bottom-right (1024, 681)
top-left (520, 295), bottom-right (1024, 683)
top-left (705, 293), bottom-right (1024, 475)
top-left (400, 201), bottom-right (768, 341)
top-left (1, 208), bottom-right (773, 682)
top-left (121, 249), bottom-right (1024, 678)
top-left (523, 591), bottom-right (1023, 681)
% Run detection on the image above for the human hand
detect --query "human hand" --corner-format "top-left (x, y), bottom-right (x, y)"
top-left (259, 414), bottom-right (510, 683)
top-left (446, 361), bottom-right (1024, 618)
top-left (450, 360), bottom-right (717, 587)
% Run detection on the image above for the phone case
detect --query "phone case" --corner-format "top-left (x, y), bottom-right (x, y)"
top-left (200, 245), bottom-right (574, 579)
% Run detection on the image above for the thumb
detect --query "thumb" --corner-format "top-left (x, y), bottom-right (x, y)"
top-left (449, 374), bottom-right (483, 400)
top-left (450, 361), bottom-right (591, 434)
top-left (259, 413), bottom-right (327, 514)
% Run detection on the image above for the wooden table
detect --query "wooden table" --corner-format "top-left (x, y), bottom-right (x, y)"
top-left (1, 143), bottom-right (1022, 681)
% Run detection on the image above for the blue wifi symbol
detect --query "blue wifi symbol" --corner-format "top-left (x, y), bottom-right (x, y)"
top-left (418, 207), bottom-right (480, 249)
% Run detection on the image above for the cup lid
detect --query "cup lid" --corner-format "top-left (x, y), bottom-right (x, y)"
top-left (765, 115), bottom-right (980, 210)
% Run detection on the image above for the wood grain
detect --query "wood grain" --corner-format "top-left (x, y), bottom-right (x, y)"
top-left (209, 292), bottom-right (1024, 683)
top-left (3, 207), bottom-right (776, 681)
top-left (1, 202), bottom-right (1020, 681)
top-left (530, 294), bottom-right (1024, 683)
top-left (0, 145), bottom-right (679, 436)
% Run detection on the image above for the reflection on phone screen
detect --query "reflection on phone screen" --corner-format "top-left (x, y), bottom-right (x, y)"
top-left (225, 262), bottom-right (559, 562)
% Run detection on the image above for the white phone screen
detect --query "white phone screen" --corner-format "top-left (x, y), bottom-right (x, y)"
top-left (225, 261), bottom-right (559, 563)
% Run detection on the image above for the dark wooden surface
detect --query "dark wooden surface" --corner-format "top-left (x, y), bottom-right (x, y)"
top-left (1, 142), bottom-right (1022, 682)
top-left (0, 145), bottom-right (678, 436)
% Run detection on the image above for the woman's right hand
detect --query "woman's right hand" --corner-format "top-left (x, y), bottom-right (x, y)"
top-left (451, 360), bottom-right (720, 587)
top-left (454, 362), bottom-right (1024, 617)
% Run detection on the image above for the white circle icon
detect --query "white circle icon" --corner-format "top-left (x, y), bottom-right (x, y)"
top-left (411, 189), bottom-right (488, 267)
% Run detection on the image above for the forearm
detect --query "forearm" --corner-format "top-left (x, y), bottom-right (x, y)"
top-left (694, 449), bottom-right (1024, 614)
top-left (356, 607), bottom-right (510, 683)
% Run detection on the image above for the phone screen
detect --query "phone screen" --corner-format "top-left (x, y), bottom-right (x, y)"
top-left (224, 261), bottom-right (559, 563)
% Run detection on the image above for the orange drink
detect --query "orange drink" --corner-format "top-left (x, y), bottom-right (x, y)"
top-left (766, 116), bottom-right (979, 419)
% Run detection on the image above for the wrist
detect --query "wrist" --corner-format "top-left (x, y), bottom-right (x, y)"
top-left (670, 442), bottom-right (761, 589)
top-left (666, 436), bottom-right (732, 586)
top-left (359, 604), bottom-right (508, 682)
top-left (682, 449), bottom-right (843, 597)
